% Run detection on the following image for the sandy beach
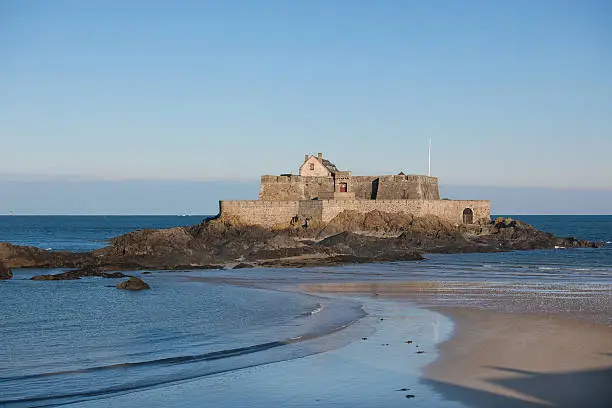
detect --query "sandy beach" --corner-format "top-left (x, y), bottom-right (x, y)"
top-left (424, 307), bottom-right (612, 408)
top-left (305, 281), bottom-right (612, 407)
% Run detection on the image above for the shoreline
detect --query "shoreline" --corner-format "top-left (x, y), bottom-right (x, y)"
top-left (68, 295), bottom-right (457, 408)
top-left (302, 281), bottom-right (612, 407)
top-left (423, 307), bottom-right (612, 408)
top-left (1, 214), bottom-right (604, 272)
top-left (5, 267), bottom-right (611, 407)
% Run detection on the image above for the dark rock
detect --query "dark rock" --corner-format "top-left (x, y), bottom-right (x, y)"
top-left (32, 273), bottom-right (79, 281)
top-left (0, 261), bottom-right (13, 280)
top-left (142, 271), bottom-right (152, 274)
top-left (397, 388), bottom-right (410, 392)
top-left (0, 212), bottom-right (603, 272)
top-left (405, 340), bottom-right (413, 344)
top-left (361, 337), bottom-right (368, 340)
top-left (416, 350), bottom-right (425, 354)
top-left (233, 262), bottom-right (253, 269)
top-left (167, 264), bottom-right (224, 270)
top-left (31, 267), bottom-right (127, 281)
top-left (405, 394), bottom-right (416, 398)
top-left (116, 277), bottom-right (150, 291)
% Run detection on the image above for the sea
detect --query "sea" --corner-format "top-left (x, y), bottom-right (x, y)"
top-left (0, 215), bottom-right (610, 407)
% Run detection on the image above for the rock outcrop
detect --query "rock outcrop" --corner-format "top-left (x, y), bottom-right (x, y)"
top-left (116, 277), bottom-right (150, 290)
top-left (0, 212), bottom-right (603, 271)
top-left (31, 267), bottom-right (127, 281)
top-left (0, 242), bottom-right (94, 269)
top-left (0, 260), bottom-right (12, 280)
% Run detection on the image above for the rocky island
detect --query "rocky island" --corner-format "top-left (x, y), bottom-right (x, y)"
top-left (0, 153), bottom-right (602, 275)
top-left (0, 211), bottom-right (601, 275)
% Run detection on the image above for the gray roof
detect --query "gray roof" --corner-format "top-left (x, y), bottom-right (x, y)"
top-left (321, 158), bottom-right (339, 174)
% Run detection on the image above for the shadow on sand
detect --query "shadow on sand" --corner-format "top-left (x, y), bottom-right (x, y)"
top-left (423, 366), bottom-right (612, 408)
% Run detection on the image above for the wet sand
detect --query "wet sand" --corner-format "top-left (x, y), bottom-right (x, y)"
top-left (69, 298), bottom-right (461, 408)
top-left (305, 281), bottom-right (612, 408)
top-left (425, 308), bottom-right (612, 408)
top-left (68, 278), bottom-right (611, 408)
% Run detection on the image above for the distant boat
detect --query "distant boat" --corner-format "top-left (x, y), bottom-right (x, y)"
top-left (9, 211), bottom-right (14, 216)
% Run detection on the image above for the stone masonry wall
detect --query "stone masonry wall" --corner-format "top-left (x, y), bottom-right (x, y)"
top-left (259, 175), bottom-right (336, 200)
top-left (219, 199), bottom-right (490, 227)
top-left (259, 174), bottom-right (439, 201)
top-left (219, 200), bottom-right (300, 227)
top-left (376, 176), bottom-right (440, 200)
top-left (258, 176), bottom-right (304, 201)
top-left (319, 199), bottom-right (489, 225)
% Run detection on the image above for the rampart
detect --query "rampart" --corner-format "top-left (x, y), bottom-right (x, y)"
top-left (259, 174), bottom-right (440, 200)
top-left (219, 199), bottom-right (490, 228)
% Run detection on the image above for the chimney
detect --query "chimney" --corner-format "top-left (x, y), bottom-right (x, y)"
top-left (304, 154), bottom-right (309, 163)
top-left (317, 152), bottom-right (323, 162)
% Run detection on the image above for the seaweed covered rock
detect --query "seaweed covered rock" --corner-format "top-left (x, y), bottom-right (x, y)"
top-left (0, 260), bottom-right (12, 280)
top-left (0, 212), bottom-right (603, 272)
top-left (116, 276), bottom-right (150, 291)
top-left (32, 266), bottom-right (127, 280)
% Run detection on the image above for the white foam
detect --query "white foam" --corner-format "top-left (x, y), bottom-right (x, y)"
top-left (309, 303), bottom-right (324, 315)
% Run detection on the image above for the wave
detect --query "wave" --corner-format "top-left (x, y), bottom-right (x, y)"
top-left (299, 302), bottom-right (324, 317)
top-left (0, 301), bottom-right (365, 407)
top-left (0, 335), bottom-right (322, 406)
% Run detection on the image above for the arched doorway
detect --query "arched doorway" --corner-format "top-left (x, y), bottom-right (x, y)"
top-left (462, 208), bottom-right (473, 224)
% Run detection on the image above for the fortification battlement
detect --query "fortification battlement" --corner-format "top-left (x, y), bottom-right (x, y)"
top-left (218, 152), bottom-right (490, 228)
top-left (219, 198), bottom-right (490, 228)
top-left (261, 174), bottom-right (439, 184)
top-left (221, 198), bottom-right (480, 206)
top-left (260, 175), bottom-right (303, 183)
top-left (258, 153), bottom-right (441, 201)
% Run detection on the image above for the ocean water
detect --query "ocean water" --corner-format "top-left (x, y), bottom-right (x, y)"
top-left (0, 215), bottom-right (611, 406)
top-left (0, 215), bottom-right (209, 252)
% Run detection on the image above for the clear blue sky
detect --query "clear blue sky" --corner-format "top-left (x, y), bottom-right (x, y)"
top-left (1, 1), bottom-right (611, 193)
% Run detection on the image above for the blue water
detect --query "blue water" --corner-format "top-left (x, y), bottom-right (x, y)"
top-left (0, 215), bottom-right (611, 406)
top-left (0, 215), bottom-right (210, 252)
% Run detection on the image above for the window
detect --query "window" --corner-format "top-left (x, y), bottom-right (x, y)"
top-left (309, 163), bottom-right (315, 171)
top-left (462, 208), bottom-right (473, 224)
top-left (340, 182), bottom-right (348, 192)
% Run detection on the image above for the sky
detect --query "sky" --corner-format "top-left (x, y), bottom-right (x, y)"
top-left (1, 1), bottom-right (611, 213)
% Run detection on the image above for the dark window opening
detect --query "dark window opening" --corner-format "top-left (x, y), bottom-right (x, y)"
top-left (339, 182), bottom-right (348, 192)
top-left (309, 163), bottom-right (315, 171)
top-left (371, 178), bottom-right (379, 199)
top-left (462, 208), bottom-right (474, 224)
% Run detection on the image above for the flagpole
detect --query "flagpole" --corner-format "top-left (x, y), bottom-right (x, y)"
top-left (428, 137), bottom-right (431, 177)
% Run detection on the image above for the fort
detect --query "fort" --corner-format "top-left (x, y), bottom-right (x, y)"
top-left (219, 153), bottom-right (490, 228)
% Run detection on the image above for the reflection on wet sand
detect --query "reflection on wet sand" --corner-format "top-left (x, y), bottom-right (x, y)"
top-left (304, 281), bottom-right (612, 407)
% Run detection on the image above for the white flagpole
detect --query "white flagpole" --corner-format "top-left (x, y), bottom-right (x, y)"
top-left (428, 137), bottom-right (432, 177)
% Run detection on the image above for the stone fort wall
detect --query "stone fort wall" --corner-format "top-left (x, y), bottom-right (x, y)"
top-left (219, 199), bottom-right (490, 228)
top-left (259, 175), bottom-right (440, 201)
